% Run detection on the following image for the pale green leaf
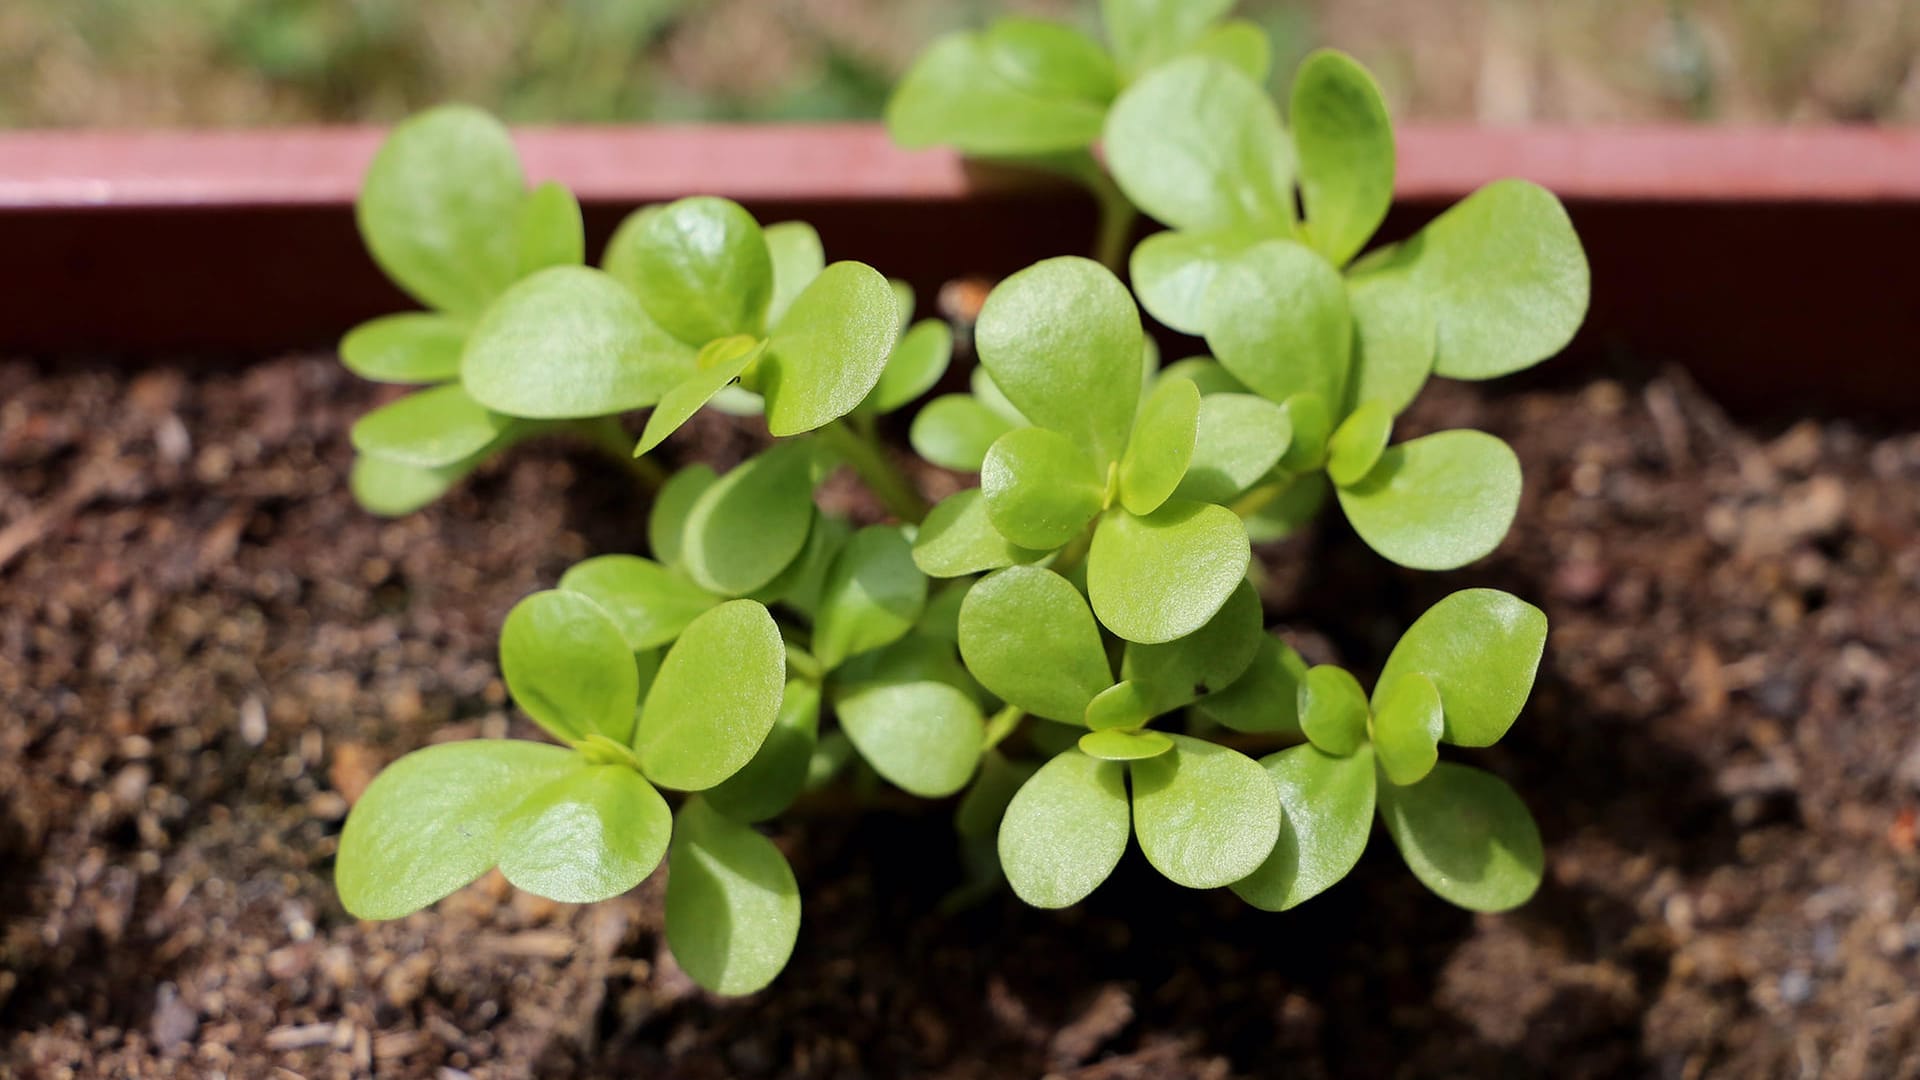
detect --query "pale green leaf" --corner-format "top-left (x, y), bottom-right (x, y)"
top-left (1298, 664), bottom-right (1369, 757)
top-left (1084, 681), bottom-right (1152, 731)
top-left (500, 590), bottom-right (640, 745)
top-left (1157, 357), bottom-right (1248, 396)
top-left (813, 526), bottom-right (928, 670)
top-left (984, 18), bottom-right (1117, 101)
top-left (349, 453), bottom-right (480, 517)
top-left (1103, 57), bottom-right (1294, 234)
top-left (1290, 49), bottom-right (1394, 267)
top-left (957, 566), bottom-right (1112, 723)
top-left (616, 196), bottom-right (773, 345)
top-left (1129, 229), bottom-right (1255, 336)
top-left (981, 427), bottom-right (1107, 550)
top-left (886, 32), bottom-right (1108, 156)
top-left (1121, 579), bottom-right (1262, 714)
top-left (351, 383), bottom-right (513, 469)
top-left (749, 509), bottom-right (848, 617)
top-left (705, 679), bottom-right (821, 823)
top-left (1101, 0), bottom-right (1234, 77)
top-left (1181, 19), bottom-right (1270, 82)
top-left (1118, 376), bottom-right (1200, 516)
top-left (665, 798), bottom-right (801, 995)
top-left (1376, 588), bottom-right (1547, 747)
top-left (1372, 671), bottom-right (1443, 786)
top-left (912, 489), bottom-right (1047, 579)
top-left (1129, 734), bottom-right (1280, 889)
top-left (635, 335), bottom-right (764, 456)
top-left (496, 764), bottom-right (670, 903)
top-left (1278, 391), bottom-right (1333, 472)
top-left (340, 313), bottom-right (465, 384)
top-left (956, 750), bottom-right (1038, 838)
top-left (1172, 393), bottom-right (1291, 504)
top-left (1242, 470), bottom-right (1329, 543)
top-left (557, 554), bottom-right (721, 651)
top-left (1334, 430), bottom-right (1522, 570)
top-left (681, 441), bottom-right (817, 596)
top-left (1194, 635), bottom-right (1308, 734)
top-left (1325, 399), bottom-right (1393, 488)
top-left (1378, 762), bottom-right (1544, 912)
top-left (998, 750), bottom-right (1130, 908)
top-left (1087, 501), bottom-right (1249, 644)
top-left (837, 680), bottom-right (984, 798)
top-left (762, 261), bottom-right (899, 436)
top-left (649, 463), bottom-right (717, 569)
top-left (864, 319), bottom-right (953, 414)
top-left (634, 600), bottom-right (786, 791)
top-left (909, 395), bottom-right (1016, 473)
top-left (763, 220), bottom-right (825, 327)
top-left (515, 180), bottom-right (585, 277)
top-left (1204, 239), bottom-right (1350, 407)
top-left (1346, 271), bottom-right (1436, 416)
top-left (970, 366), bottom-right (1029, 426)
top-left (1078, 728), bottom-right (1173, 760)
top-left (1231, 744), bottom-right (1376, 910)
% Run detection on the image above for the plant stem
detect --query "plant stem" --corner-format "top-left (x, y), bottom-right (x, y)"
top-left (1089, 170), bottom-right (1138, 275)
top-left (982, 705), bottom-right (1025, 752)
top-left (821, 420), bottom-right (928, 524)
top-left (573, 416), bottom-right (667, 491)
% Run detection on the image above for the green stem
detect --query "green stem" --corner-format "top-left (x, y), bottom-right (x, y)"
top-left (821, 420), bottom-right (928, 524)
top-left (573, 416), bottom-right (667, 491)
top-left (982, 705), bottom-right (1025, 752)
top-left (1050, 517), bottom-right (1099, 577)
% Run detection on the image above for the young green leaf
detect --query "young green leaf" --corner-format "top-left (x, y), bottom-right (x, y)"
top-left (1372, 671), bottom-right (1443, 786)
top-left (834, 633), bottom-right (982, 708)
top-left (983, 18), bottom-right (1117, 102)
top-left (763, 220), bottom-right (825, 327)
top-left (1100, 0), bottom-right (1233, 76)
top-left (1378, 762), bottom-right (1544, 912)
top-left (617, 196), bottom-right (774, 345)
top-left (1130, 734), bottom-right (1281, 889)
top-left (909, 395), bottom-right (1018, 473)
top-left (1103, 57), bottom-right (1294, 235)
top-left (971, 366), bottom-right (1030, 427)
top-left (1231, 744), bottom-right (1376, 911)
top-left (956, 750), bottom-right (1038, 839)
top-left (864, 319), bottom-right (953, 415)
top-left (1182, 18), bottom-right (1271, 82)
top-left (557, 554), bottom-right (721, 652)
top-left (1290, 49), bottom-right (1394, 267)
top-left (837, 680), bottom-right (984, 798)
top-left (916, 580), bottom-right (969, 643)
top-left (500, 590), bottom-right (641, 745)
top-left (911, 489), bottom-right (1048, 579)
top-left (1278, 391), bottom-right (1333, 473)
top-left (812, 526), bottom-right (928, 670)
top-left (1079, 728), bottom-right (1173, 761)
top-left (1324, 399), bottom-right (1393, 488)
top-left (463, 267), bottom-right (696, 419)
top-left (496, 764), bottom-right (671, 903)
top-left (750, 509), bottom-right (849, 617)
top-left (1118, 376), bottom-right (1200, 516)
top-left (340, 313), bottom-right (466, 384)
top-left (349, 453), bottom-right (479, 518)
top-left (1298, 664), bottom-right (1370, 757)
top-left (761, 262), bottom-right (899, 436)
top-left (1334, 430), bottom-right (1522, 570)
top-left (351, 383), bottom-right (514, 469)
top-left (998, 750), bottom-right (1130, 908)
top-left (1158, 357), bottom-right (1248, 396)
top-left (1087, 501), bottom-right (1249, 644)
top-left (1122, 579), bottom-right (1262, 714)
top-left (1131, 230), bottom-right (1260, 338)
top-left (975, 257), bottom-right (1143, 466)
top-left (1376, 588), bottom-right (1547, 747)
top-left (665, 798), bottom-right (801, 995)
top-left (634, 599), bottom-right (785, 791)
top-left (1084, 681), bottom-right (1152, 731)
top-left (336, 739), bottom-right (575, 919)
top-left (958, 566), bottom-right (1112, 723)
top-left (885, 32), bottom-right (1108, 156)
top-left (1174, 393), bottom-right (1293, 504)
top-left (1345, 272), bottom-right (1436, 416)
top-left (649, 463), bottom-right (718, 569)
top-left (1204, 240), bottom-right (1351, 408)
top-left (1242, 471), bottom-right (1328, 543)
top-left (1194, 635), bottom-right (1309, 735)
top-left (634, 335), bottom-right (762, 456)
top-left (515, 180), bottom-right (586, 278)
top-left (680, 441), bottom-right (817, 596)
top-left (357, 105), bottom-right (523, 314)
top-left (981, 427), bottom-right (1108, 550)
top-left (704, 680), bottom-right (821, 823)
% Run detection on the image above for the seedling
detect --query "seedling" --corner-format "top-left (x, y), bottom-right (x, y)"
top-left (331, 7), bottom-right (1582, 999)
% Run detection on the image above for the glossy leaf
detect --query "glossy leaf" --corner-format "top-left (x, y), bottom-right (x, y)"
top-left (515, 180), bottom-right (585, 277)
top-left (761, 261), bottom-right (899, 436)
top-left (1325, 399), bottom-right (1393, 488)
top-left (1334, 430), bottom-right (1522, 570)
top-left (705, 680), bottom-right (821, 823)
top-left (1378, 762), bottom-right (1544, 912)
top-left (557, 554), bottom-right (720, 652)
top-left (975, 257), bottom-right (1143, 465)
top-left (886, 32), bottom-right (1107, 156)
top-left (763, 220), bottom-right (825, 327)
top-left (956, 750), bottom-right (1038, 839)
top-left (1129, 229), bottom-right (1253, 336)
top-left (1122, 579), bottom-right (1262, 714)
top-left (1372, 671), bottom-right (1443, 786)
top-left (837, 680), bottom-right (984, 798)
top-left (634, 336), bottom-right (765, 456)
top-left (357, 105), bottom-right (522, 314)
top-left (1118, 376), bottom-right (1200, 516)
top-left (1130, 734), bottom-right (1281, 889)
top-left (1290, 49), bottom-right (1394, 267)
top-left (340, 313), bottom-right (465, 384)
top-left (981, 427), bottom-right (1107, 550)
top-left (834, 633), bottom-right (980, 709)
top-left (1278, 391), bottom-right (1333, 472)
top-left (1159, 357), bottom-right (1249, 395)
top-left (909, 394), bottom-right (1016, 473)
top-left (500, 590), bottom-right (640, 745)
top-left (1104, 57), bottom-right (1294, 234)
top-left (865, 319), bottom-right (953, 414)
top-left (912, 489), bottom-right (1047, 579)
top-left (982, 18), bottom-right (1117, 103)
top-left (1376, 588), bottom-right (1547, 747)
top-left (812, 526), bottom-right (928, 670)
top-left (649, 464), bottom-right (718, 569)
top-left (1101, 0), bottom-right (1232, 75)
top-left (998, 750), bottom-right (1130, 908)
top-left (1298, 664), bottom-right (1369, 757)
top-left (750, 509), bottom-right (848, 618)
top-left (1087, 502), bottom-right (1249, 644)
top-left (496, 764), bottom-right (670, 903)
top-left (970, 367), bottom-right (1029, 426)
top-left (634, 600), bottom-right (786, 791)
top-left (1346, 271), bottom-right (1436, 416)
top-left (1084, 681), bottom-right (1153, 731)
top-left (463, 267), bottom-right (696, 419)
top-left (351, 383), bottom-right (513, 469)
top-left (1079, 728), bottom-right (1173, 761)
top-left (958, 566), bottom-right (1112, 723)
top-left (619, 196), bottom-right (773, 345)
top-left (1174, 393), bottom-right (1292, 504)
top-left (1204, 240), bottom-right (1351, 408)
top-left (1194, 635), bottom-right (1309, 735)
top-left (665, 798), bottom-right (801, 995)
top-left (336, 739), bottom-right (576, 919)
top-left (1232, 744), bottom-right (1376, 911)
top-left (681, 442), bottom-right (817, 596)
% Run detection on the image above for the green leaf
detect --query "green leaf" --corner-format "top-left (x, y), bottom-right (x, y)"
top-left (1290, 49), bottom-right (1394, 267)
top-left (983, 18), bottom-right (1117, 102)
top-left (761, 261), bottom-right (899, 436)
top-left (1087, 501), bottom-right (1249, 644)
top-left (351, 383), bottom-right (513, 469)
top-left (515, 180), bottom-right (585, 278)
top-left (665, 798), bottom-right (801, 995)
top-left (681, 442), bottom-right (817, 596)
top-left (1083, 681), bottom-right (1152, 731)
top-left (750, 509), bottom-right (848, 617)
top-left (1231, 744), bottom-right (1376, 911)
top-left (557, 554), bottom-right (721, 651)
top-left (634, 600), bottom-right (785, 791)
top-left (1158, 357), bottom-right (1249, 396)
top-left (981, 427), bottom-right (1107, 550)
top-left (1298, 664), bottom-right (1369, 757)
top-left (349, 453), bottom-right (480, 517)
top-left (1173, 393), bottom-right (1291, 504)
top-left (1346, 272), bottom-right (1436, 416)
top-left (1194, 635), bottom-right (1308, 734)
top-left (1278, 391), bottom-right (1333, 472)
top-left (956, 750), bottom-right (1038, 838)
top-left (1242, 470), bottom-right (1329, 544)
top-left (1103, 57), bottom-right (1294, 234)
top-left (885, 31), bottom-right (1107, 156)
top-left (864, 319), bottom-right (953, 414)
top-left (1375, 588), bottom-right (1547, 747)
top-left (1378, 762), bottom-right (1544, 912)
top-left (1372, 671), bottom-right (1443, 786)
top-left (704, 680), bottom-right (821, 823)
top-left (1129, 734), bottom-right (1280, 889)
top-left (975, 256), bottom-right (1142, 465)
top-left (1079, 728), bottom-right (1173, 761)
top-left (1122, 579), bottom-right (1262, 715)
top-left (917, 581), bottom-right (969, 643)
top-left (834, 633), bottom-right (980, 706)
top-left (1325, 399), bottom-right (1393, 488)
top-left (837, 680), bottom-right (984, 798)
top-left (340, 313), bottom-right (465, 384)
top-left (912, 489), bottom-right (1047, 579)
top-left (1182, 19), bottom-right (1271, 82)
top-left (813, 526), bottom-right (928, 670)
top-left (463, 267), bottom-right (696, 419)
top-left (997, 750), bottom-right (1130, 908)
top-left (1386, 178), bottom-right (1589, 380)
top-left (496, 764), bottom-right (670, 903)
top-left (649, 463), bottom-right (717, 568)
top-left (909, 395), bottom-right (1016, 472)
top-left (763, 220), bottom-right (825, 327)
top-left (1204, 240), bottom-right (1350, 407)
top-left (1334, 430), bottom-right (1521, 570)
top-left (617, 196), bottom-right (773, 345)
top-left (971, 366), bottom-right (1029, 426)
top-left (500, 590), bottom-right (640, 745)
top-left (957, 566), bottom-right (1112, 723)
top-left (356, 105), bottom-right (523, 314)
top-left (336, 739), bottom-right (575, 919)
top-left (635, 335), bottom-right (765, 456)
top-left (1129, 229), bottom-right (1254, 336)
top-left (1101, 0), bottom-right (1234, 77)
top-left (1118, 376), bottom-right (1200, 516)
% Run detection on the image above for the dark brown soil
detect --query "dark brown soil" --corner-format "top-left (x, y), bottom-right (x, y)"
top-left (3, 352), bottom-right (1917, 1079)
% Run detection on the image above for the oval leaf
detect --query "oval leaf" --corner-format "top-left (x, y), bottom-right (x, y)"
top-left (813, 526), bottom-right (928, 671)
top-left (500, 590), bottom-right (641, 745)
top-left (957, 566), bottom-right (1112, 723)
top-left (1101, 0), bottom-right (1233, 76)
top-left (886, 32), bottom-right (1107, 156)
top-left (351, 383), bottom-right (513, 469)
top-left (558, 554), bottom-right (721, 652)
top-left (1378, 762), bottom-right (1544, 912)
top-left (681, 442), bottom-right (817, 596)
top-left (649, 463), bottom-right (718, 569)
top-left (1204, 239), bottom-right (1351, 407)
top-left (340, 313), bottom-right (465, 385)
top-left (1130, 734), bottom-right (1281, 889)
top-left (1298, 664), bottom-right (1370, 757)
top-left (1118, 376), bottom-right (1200, 516)
top-left (635, 335), bottom-right (765, 456)
top-left (1121, 579), bottom-right (1262, 716)
top-left (617, 196), bottom-right (773, 345)
top-left (1325, 399), bottom-right (1393, 488)
top-left (865, 319), bottom-right (954, 414)
top-left (1129, 228), bottom-right (1252, 336)
top-left (1231, 744), bottom-right (1376, 911)
top-left (909, 394), bottom-right (1017, 473)
top-left (1087, 502), bottom-right (1249, 644)
top-left (496, 765), bottom-right (671, 903)
top-left (1174, 393), bottom-right (1293, 504)
top-left (912, 489), bottom-right (1048, 579)
top-left (634, 600), bottom-right (786, 791)
top-left (665, 798), bottom-right (801, 995)
top-left (1372, 671), bottom-right (1443, 786)
top-left (515, 180), bottom-right (585, 277)
top-left (1334, 430), bottom-right (1522, 570)
top-left (764, 220), bottom-right (825, 327)
top-left (1194, 635), bottom-right (1309, 735)
top-left (981, 427), bottom-right (1108, 550)
top-left (349, 453), bottom-right (479, 518)
top-left (998, 750), bottom-right (1130, 908)
top-left (1375, 588), bottom-right (1547, 747)
top-left (1290, 49), bottom-right (1394, 267)
top-left (704, 680), bottom-right (821, 824)
top-left (761, 261), bottom-right (899, 436)
top-left (1078, 728), bottom-right (1173, 761)
top-left (837, 680), bottom-right (984, 798)
top-left (1346, 271), bottom-right (1436, 416)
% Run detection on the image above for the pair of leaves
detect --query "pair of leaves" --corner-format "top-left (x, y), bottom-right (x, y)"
top-left (650, 443), bottom-right (819, 598)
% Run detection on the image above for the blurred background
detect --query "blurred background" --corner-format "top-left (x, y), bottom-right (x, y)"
top-left (2, 0), bottom-right (1915, 130)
